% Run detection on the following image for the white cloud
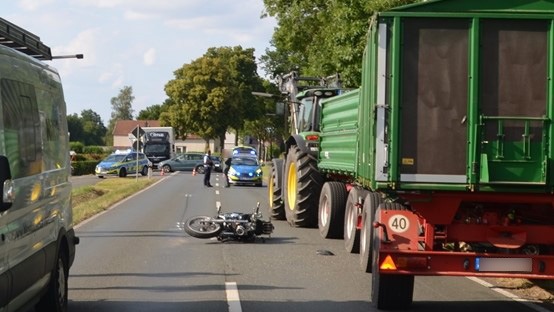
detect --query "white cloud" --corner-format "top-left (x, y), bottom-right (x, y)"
top-left (124, 10), bottom-right (158, 21)
top-left (143, 48), bottom-right (156, 66)
top-left (97, 63), bottom-right (124, 87)
top-left (19, 0), bottom-right (56, 11)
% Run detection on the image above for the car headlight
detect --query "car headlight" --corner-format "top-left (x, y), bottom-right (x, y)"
top-left (229, 167), bottom-right (237, 175)
top-left (256, 168), bottom-right (262, 176)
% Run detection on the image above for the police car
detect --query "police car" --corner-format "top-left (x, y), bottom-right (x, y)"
top-left (95, 149), bottom-right (151, 178)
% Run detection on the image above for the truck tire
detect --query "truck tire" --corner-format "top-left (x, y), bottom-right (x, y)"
top-left (318, 181), bottom-right (347, 238)
top-left (268, 159), bottom-right (285, 220)
top-left (371, 202), bottom-right (414, 310)
top-left (283, 145), bottom-right (324, 227)
top-left (344, 187), bottom-right (368, 253)
top-left (360, 192), bottom-right (383, 272)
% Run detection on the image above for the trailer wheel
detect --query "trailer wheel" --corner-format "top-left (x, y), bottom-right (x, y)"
top-left (283, 145), bottom-right (324, 227)
top-left (318, 181), bottom-right (347, 238)
top-left (344, 187), bottom-right (368, 253)
top-left (371, 202), bottom-right (414, 310)
top-left (268, 159), bottom-right (285, 220)
top-left (360, 192), bottom-right (383, 272)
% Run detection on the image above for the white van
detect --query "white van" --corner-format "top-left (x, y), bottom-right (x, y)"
top-left (0, 18), bottom-right (78, 312)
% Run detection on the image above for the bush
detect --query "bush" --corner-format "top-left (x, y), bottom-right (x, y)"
top-left (72, 160), bottom-right (98, 176)
top-left (84, 145), bottom-right (108, 154)
top-left (70, 142), bottom-right (84, 153)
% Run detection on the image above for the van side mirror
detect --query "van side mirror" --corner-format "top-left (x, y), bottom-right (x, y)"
top-left (0, 155), bottom-right (13, 212)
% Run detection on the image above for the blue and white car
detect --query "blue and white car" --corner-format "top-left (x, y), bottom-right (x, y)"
top-left (227, 156), bottom-right (263, 186)
top-left (95, 150), bottom-right (151, 178)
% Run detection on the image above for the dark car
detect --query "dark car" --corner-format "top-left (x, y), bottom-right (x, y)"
top-left (159, 152), bottom-right (204, 173)
top-left (211, 156), bottom-right (222, 172)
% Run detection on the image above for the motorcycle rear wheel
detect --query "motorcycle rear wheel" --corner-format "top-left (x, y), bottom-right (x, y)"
top-left (184, 216), bottom-right (223, 238)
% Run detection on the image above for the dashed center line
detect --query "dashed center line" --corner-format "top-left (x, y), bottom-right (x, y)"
top-left (225, 282), bottom-right (242, 312)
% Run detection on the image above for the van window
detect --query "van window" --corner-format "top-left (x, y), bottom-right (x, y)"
top-left (41, 87), bottom-right (68, 171)
top-left (1, 79), bottom-right (41, 178)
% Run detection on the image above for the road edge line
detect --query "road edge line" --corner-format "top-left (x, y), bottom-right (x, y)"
top-left (467, 277), bottom-right (551, 312)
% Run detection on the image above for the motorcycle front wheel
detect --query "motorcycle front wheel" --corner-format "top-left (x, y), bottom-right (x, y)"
top-left (184, 216), bottom-right (223, 238)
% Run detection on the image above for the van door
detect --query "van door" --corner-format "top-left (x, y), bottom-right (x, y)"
top-left (1, 79), bottom-right (47, 307)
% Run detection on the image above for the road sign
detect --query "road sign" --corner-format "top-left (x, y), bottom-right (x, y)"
top-left (131, 125), bottom-right (145, 139)
top-left (133, 140), bottom-right (143, 151)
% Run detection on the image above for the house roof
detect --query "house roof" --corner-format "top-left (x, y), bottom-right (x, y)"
top-left (113, 120), bottom-right (160, 136)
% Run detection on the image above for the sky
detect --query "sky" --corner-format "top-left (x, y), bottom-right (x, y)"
top-left (0, 0), bottom-right (276, 126)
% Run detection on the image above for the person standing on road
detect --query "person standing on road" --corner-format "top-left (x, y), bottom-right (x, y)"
top-left (223, 157), bottom-right (232, 188)
top-left (203, 150), bottom-right (214, 187)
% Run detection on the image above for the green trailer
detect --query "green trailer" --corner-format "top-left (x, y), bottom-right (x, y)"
top-left (316, 0), bottom-right (554, 309)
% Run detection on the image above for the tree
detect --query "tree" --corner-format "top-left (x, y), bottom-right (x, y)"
top-left (80, 109), bottom-right (107, 146)
top-left (137, 105), bottom-right (162, 120)
top-left (67, 113), bottom-right (84, 143)
top-left (165, 46), bottom-right (264, 150)
top-left (261, 0), bottom-right (419, 85)
top-left (106, 85), bottom-right (135, 145)
top-left (67, 111), bottom-right (107, 146)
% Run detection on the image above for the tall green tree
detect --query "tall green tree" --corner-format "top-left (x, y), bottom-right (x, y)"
top-left (81, 109), bottom-right (107, 146)
top-left (261, 0), bottom-right (419, 85)
top-left (106, 85), bottom-right (135, 145)
top-left (165, 46), bottom-right (264, 150)
top-left (67, 113), bottom-right (84, 143)
top-left (67, 111), bottom-right (107, 146)
top-left (137, 105), bottom-right (162, 120)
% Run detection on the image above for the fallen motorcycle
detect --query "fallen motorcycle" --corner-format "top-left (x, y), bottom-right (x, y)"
top-left (183, 202), bottom-right (274, 242)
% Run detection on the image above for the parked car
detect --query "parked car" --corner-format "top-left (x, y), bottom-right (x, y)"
top-left (211, 155), bottom-right (222, 172)
top-left (159, 153), bottom-right (223, 174)
top-left (159, 152), bottom-right (204, 173)
top-left (95, 150), bottom-right (151, 178)
top-left (227, 156), bottom-right (263, 186)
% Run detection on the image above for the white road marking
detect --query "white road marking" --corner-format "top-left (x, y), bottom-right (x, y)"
top-left (468, 277), bottom-right (551, 312)
top-left (225, 282), bottom-right (242, 312)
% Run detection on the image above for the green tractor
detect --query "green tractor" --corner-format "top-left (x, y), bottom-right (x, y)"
top-left (267, 71), bottom-right (343, 227)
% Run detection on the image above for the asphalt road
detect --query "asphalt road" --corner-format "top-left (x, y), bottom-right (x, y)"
top-left (65, 171), bottom-right (554, 312)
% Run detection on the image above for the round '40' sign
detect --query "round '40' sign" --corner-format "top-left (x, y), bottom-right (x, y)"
top-left (387, 214), bottom-right (410, 233)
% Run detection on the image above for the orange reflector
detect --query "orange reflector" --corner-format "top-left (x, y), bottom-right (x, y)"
top-left (305, 134), bottom-right (319, 141)
top-left (380, 255), bottom-right (397, 270)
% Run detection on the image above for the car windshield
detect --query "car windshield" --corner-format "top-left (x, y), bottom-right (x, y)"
top-left (104, 154), bottom-right (126, 162)
top-left (232, 157), bottom-right (258, 166)
top-left (144, 144), bottom-right (169, 153)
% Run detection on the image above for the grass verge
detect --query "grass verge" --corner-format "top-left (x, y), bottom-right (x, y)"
top-left (72, 178), bottom-right (156, 224)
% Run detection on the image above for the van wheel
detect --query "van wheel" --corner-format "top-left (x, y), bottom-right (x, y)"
top-left (119, 168), bottom-right (127, 177)
top-left (36, 250), bottom-right (68, 312)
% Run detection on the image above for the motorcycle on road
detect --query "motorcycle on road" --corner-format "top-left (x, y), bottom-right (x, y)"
top-left (183, 202), bottom-right (274, 242)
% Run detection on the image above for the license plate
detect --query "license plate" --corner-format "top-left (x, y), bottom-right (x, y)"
top-left (475, 257), bottom-right (532, 272)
